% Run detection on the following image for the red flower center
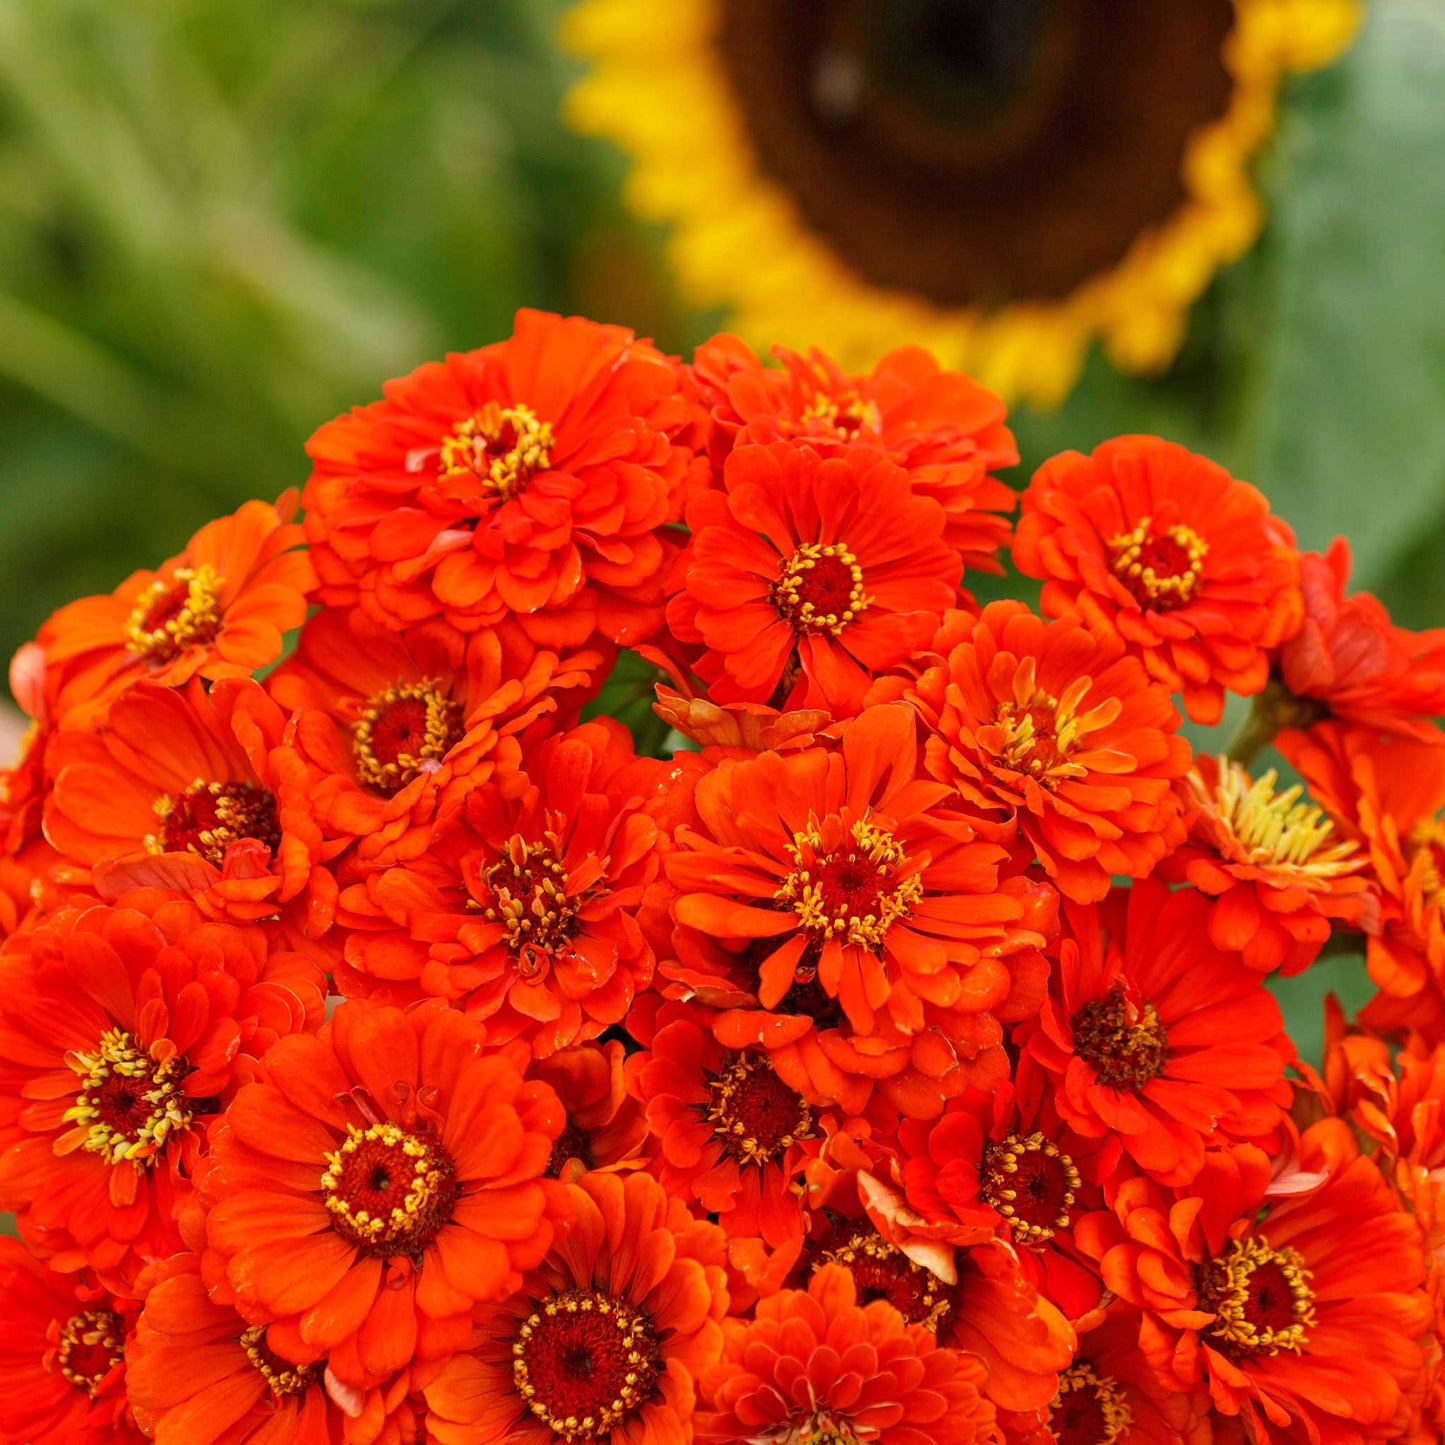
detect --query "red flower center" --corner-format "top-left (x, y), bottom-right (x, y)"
top-left (707, 1051), bottom-right (814, 1165)
top-left (481, 836), bottom-right (588, 959)
top-left (776, 816), bottom-right (922, 947)
top-left (770, 541), bottom-right (870, 635)
top-left (436, 400), bottom-right (555, 505)
top-left (1409, 817), bottom-right (1445, 906)
top-left (1199, 1236), bottom-right (1316, 1358)
top-left (1109, 516), bottom-right (1208, 611)
top-left (818, 1227), bottom-right (952, 1330)
top-left (353, 681), bottom-right (464, 794)
top-left (981, 1131), bottom-right (1081, 1244)
top-left (57, 1309), bottom-right (125, 1398)
top-left (1048, 1363), bottom-right (1131, 1445)
top-left (546, 1122), bottom-right (596, 1178)
top-left (796, 390), bottom-right (880, 439)
top-left (321, 1122), bottom-right (457, 1256)
top-left (146, 778), bottom-right (281, 869)
top-left (240, 1325), bottom-right (316, 1399)
top-left (511, 1288), bottom-right (660, 1441)
top-left (126, 564), bottom-right (225, 661)
top-left (1071, 986), bottom-right (1168, 1091)
top-left (64, 1026), bottom-right (192, 1167)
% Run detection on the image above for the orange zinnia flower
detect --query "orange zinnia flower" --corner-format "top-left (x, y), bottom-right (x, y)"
top-left (697, 1264), bottom-right (996, 1445)
top-left (43, 677), bottom-right (337, 930)
top-left (126, 1253), bottom-right (337, 1445)
top-left (302, 308), bottom-right (701, 646)
top-left (0, 890), bottom-right (324, 1292)
top-left (908, 602), bottom-right (1192, 904)
top-left (268, 606), bottom-right (608, 864)
top-left (34, 495), bottom-right (315, 729)
top-left (660, 702), bottom-right (1046, 1049)
top-left (335, 719), bottom-right (661, 1056)
top-left (666, 440), bottom-right (958, 714)
top-left (1012, 436), bottom-right (1302, 724)
top-left (1017, 881), bottom-right (1294, 1188)
top-left (1278, 538), bottom-right (1445, 740)
top-left (1077, 1122), bottom-right (1430, 1445)
top-left (690, 333), bottom-right (1019, 573)
top-left (200, 999), bottom-right (570, 1389)
top-left (1169, 754), bottom-right (1376, 975)
top-left (424, 1170), bottom-right (730, 1445)
top-left (0, 1239), bottom-right (143, 1445)
top-left (529, 1039), bottom-right (647, 1182)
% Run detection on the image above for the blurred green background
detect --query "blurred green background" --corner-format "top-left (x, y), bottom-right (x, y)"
top-left (0, 0), bottom-right (1442, 1053)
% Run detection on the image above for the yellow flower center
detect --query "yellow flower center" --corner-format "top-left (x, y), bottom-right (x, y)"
top-left (438, 401), bottom-right (554, 502)
top-left (62, 1027), bottom-right (192, 1167)
top-left (1199, 1235), bottom-right (1316, 1357)
top-left (988, 657), bottom-right (1120, 788)
top-left (776, 815), bottom-right (923, 947)
top-left (352, 681), bottom-right (464, 794)
top-left (770, 541), bottom-right (870, 636)
top-left (57, 1309), bottom-right (125, 1397)
top-left (511, 1288), bottom-right (660, 1442)
top-left (1048, 1363), bottom-right (1132, 1445)
top-left (818, 1228), bottom-right (953, 1331)
top-left (240, 1325), bottom-right (316, 1399)
top-left (1409, 816), bottom-right (1445, 906)
top-left (1109, 516), bottom-right (1208, 610)
top-left (981, 1130), bottom-right (1081, 1245)
top-left (145, 778), bottom-right (281, 869)
top-left (125, 564), bottom-right (226, 661)
top-left (1071, 986), bottom-right (1168, 1091)
top-left (707, 1051), bottom-right (815, 1166)
top-left (798, 391), bottom-right (880, 438)
top-left (320, 1122), bottom-right (456, 1255)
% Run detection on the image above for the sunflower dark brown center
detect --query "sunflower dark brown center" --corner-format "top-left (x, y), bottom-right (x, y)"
top-left (1048, 1363), bottom-right (1132, 1445)
top-left (512, 1288), bottom-right (660, 1441)
top-left (1110, 516), bottom-right (1208, 610)
top-left (57, 1309), bottom-right (125, 1397)
top-left (981, 1130), bottom-right (1081, 1244)
top-left (716, 0), bottom-right (1235, 305)
top-left (771, 541), bottom-right (869, 636)
top-left (353, 681), bottom-right (464, 794)
top-left (1198, 1236), bottom-right (1315, 1359)
top-left (776, 816), bottom-right (922, 947)
top-left (707, 1051), bottom-right (814, 1165)
top-left (146, 778), bottom-right (281, 868)
top-left (819, 1227), bottom-right (953, 1330)
top-left (240, 1325), bottom-right (316, 1399)
top-left (63, 1026), bottom-right (192, 1167)
top-left (321, 1122), bottom-right (456, 1255)
top-left (481, 836), bottom-right (588, 961)
top-left (126, 564), bottom-right (225, 661)
top-left (437, 400), bottom-right (554, 504)
top-left (1072, 985), bottom-right (1168, 1090)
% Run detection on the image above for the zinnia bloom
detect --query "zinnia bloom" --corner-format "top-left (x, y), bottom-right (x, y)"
top-left (1012, 436), bottom-right (1302, 723)
top-left (0, 1239), bottom-right (143, 1445)
top-left (200, 999), bottom-right (570, 1389)
top-left (1016, 880), bottom-right (1294, 1187)
top-left (335, 719), bottom-right (662, 1057)
top-left (563, 0), bottom-right (1359, 404)
top-left (1277, 538), bottom-right (1445, 740)
top-left (302, 308), bottom-right (702, 646)
top-left (908, 601), bottom-right (1192, 903)
top-left (661, 702), bottom-right (1046, 1044)
top-left (690, 333), bottom-right (1019, 572)
top-left (424, 1170), bottom-right (730, 1445)
top-left (530, 1039), bottom-right (648, 1182)
top-left (697, 1264), bottom-right (996, 1445)
top-left (1077, 1122), bottom-right (1430, 1445)
top-left (0, 890), bottom-right (325, 1291)
top-left (666, 439), bottom-right (958, 714)
top-left (34, 495), bottom-right (315, 728)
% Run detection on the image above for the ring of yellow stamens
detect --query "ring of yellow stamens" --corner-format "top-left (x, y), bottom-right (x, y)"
top-left (352, 681), bottom-right (464, 793)
top-left (819, 1230), bottom-right (953, 1331)
top-left (62, 1027), bottom-right (192, 1167)
top-left (1199, 1236), bottom-right (1316, 1357)
top-left (989, 657), bottom-right (1120, 789)
top-left (776, 815), bottom-right (923, 948)
top-left (145, 778), bottom-right (281, 868)
top-left (439, 401), bottom-right (554, 501)
top-left (511, 1288), bottom-right (660, 1441)
top-left (125, 564), bottom-right (226, 661)
top-left (57, 1309), bottom-right (125, 1397)
top-left (1049, 1363), bottom-right (1132, 1445)
top-left (240, 1325), bottom-right (316, 1398)
top-left (1409, 817), bottom-right (1445, 905)
top-left (320, 1122), bottom-right (456, 1255)
top-left (1109, 516), bottom-right (1209, 609)
top-left (707, 1052), bottom-right (815, 1166)
top-left (1072, 986), bottom-right (1168, 1091)
top-left (483, 837), bottom-right (587, 959)
top-left (770, 541), bottom-right (870, 636)
top-left (799, 392), bottom-right (880, 437)
top-left (980, 1131), bottom-right (1081, 1245)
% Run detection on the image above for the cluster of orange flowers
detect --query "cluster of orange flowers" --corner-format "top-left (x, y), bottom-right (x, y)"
top-left (1, 309), bottom-right (1444, 1445)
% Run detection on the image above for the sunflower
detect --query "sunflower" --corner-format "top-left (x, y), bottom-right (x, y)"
top-left (562, 0), bottom-right (1360, 405)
